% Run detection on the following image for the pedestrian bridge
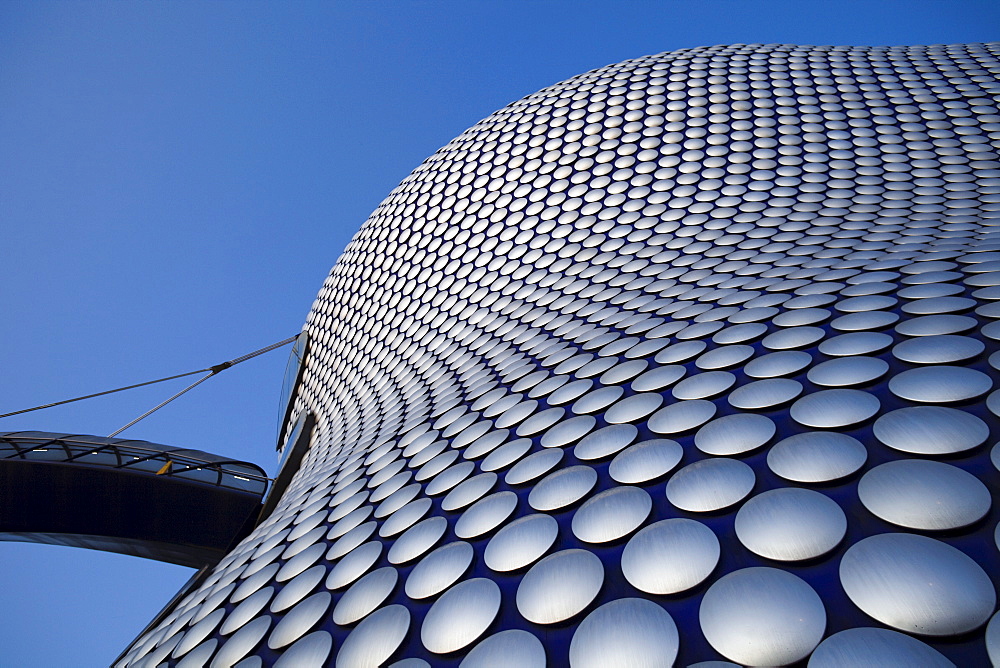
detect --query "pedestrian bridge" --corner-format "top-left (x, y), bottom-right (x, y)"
top-left (0, 431), bottom-right (269, 567)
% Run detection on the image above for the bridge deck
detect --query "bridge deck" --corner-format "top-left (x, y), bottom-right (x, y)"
top-left (0, 432), bottom-right (268, 567)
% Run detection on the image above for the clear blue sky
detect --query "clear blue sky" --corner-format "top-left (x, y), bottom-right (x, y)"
top-left (0, 1), bottom-right (996, 665)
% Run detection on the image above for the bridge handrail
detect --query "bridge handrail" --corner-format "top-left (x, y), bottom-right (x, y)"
top-left (0, 433), bottom-right (270, 495)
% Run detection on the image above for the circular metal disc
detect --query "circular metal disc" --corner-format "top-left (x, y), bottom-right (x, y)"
top-left (727, 378), bottom-right (802, 409)
top-left (609, 439), bottom-right (683, 484)
top-left (858, 460), bottom-right (991, 531)
top-left (790, 389), bottom-right (880, 428)
top-left (807, 356), bottom-right (888, 387)
top-left (405, 542), bottom-right (473, 600)
top-left (743, 350), bottom-right (812, 378)
top-left (461, 630), bottom-right (545, 668)
top-left (506, 449), bottom-right (564, 485)
top-left (734, 488), bottom-right (846, 561)
top-left (455, 491), bottom-right (518, 539)
top-left (421, 579), bottom-right (501, 654)
top-left (694, 413), bottom-right (775, 456)
top-left (568, 598), bottom-right (679, 668)
top-left (892, 334), bottom-right (985, 364)
top-left (333, 567), bottom-right (398, 625)
top-left (699, 567), bottom-right (826, 666)
top-left (484, 513), bottom-right (558, 572)
top-left (528, 464), bottom-right (598, 511)
top-left (666, 458), bottom-right (754, 512)
top-left (622, 519), bottom-right (720, 594)
top-left (809, 627), bottom-right (955, 668)
top-left (872, 406), bottom-right (989, 455)
top-left (888, 366), bottom-right (992, 403)
top-left (840, 533), bottom-right (996, 636)
top-left (574, 424), bottom-right (639, 461)
top-left (767, 431), bottom-right (867, 483)
top-left (336, 605), bottom-right (410, 668)
top-left (516, 549), bottom-right (604, 624)
top-left (648, 400), bottom-right (717, 434)
top-left (572, 486), bottom-right (652, 543)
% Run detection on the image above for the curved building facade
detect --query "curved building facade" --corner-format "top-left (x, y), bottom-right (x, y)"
top-left (120, 42), bottom-right (1000, 667)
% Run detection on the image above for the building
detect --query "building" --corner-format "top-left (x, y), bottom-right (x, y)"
top-left (118, 42), bottom-right (1000, 667)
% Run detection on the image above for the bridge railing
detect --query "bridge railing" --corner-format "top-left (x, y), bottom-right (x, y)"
top-left (0, 433), bottom-right (269, 495)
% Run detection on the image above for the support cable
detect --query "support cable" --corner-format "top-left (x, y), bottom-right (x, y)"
top-left (0, 370), bottom-right (207, 419)
top-left (0, 335), bottom-right (300, 433)
top-left (107, 372), bottom-right (216, 437)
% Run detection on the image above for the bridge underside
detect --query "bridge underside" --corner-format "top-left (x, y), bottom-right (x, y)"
top-left (0, 459), bottom-right (261, 568)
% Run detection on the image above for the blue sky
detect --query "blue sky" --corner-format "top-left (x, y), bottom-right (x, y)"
top-left (1, 1), bottom-right (997, 664)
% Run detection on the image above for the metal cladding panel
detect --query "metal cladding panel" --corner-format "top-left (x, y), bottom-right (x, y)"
top-left (122, 42), bottom-right (1000, 667)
